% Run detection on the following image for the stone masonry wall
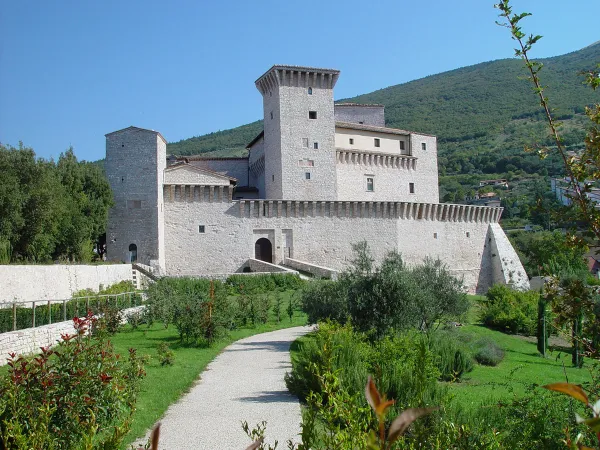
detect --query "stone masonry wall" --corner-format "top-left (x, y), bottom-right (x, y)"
top-left (163, 199), bottom-right (513, 293)
top-left (334, 104), bottom-right (385, 126)
top-left (0, 264), bottom-right (133, 304)
top-left (0, 306), bottom-right (145, 366)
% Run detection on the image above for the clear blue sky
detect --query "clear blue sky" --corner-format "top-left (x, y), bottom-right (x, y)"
top-left (1, 0), bottom-right (598, 162)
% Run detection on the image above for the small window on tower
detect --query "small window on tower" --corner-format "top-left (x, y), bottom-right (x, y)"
top-left (272, 175), bottom-right (275, 182)
top-left (349, 138), bottom-right (354, 145)
top-left (270, 111), bottom-right (273, 120)
top-left (309, 111), bottom-right (317, 119)
top-left (422, 142), bottom-right (427, 151)
top-left (409, 183), bottom-right (415, 194)
top-left (305, 172), bottom-right (311, 180)
top-left (399, 141), bottom-right (405, 150)
top-left (374, 138), bottom-right (380, 148)
top-left (313, 142), bottom-right (319, 149)
top-left (302, 138), bottom-right (309, 148)
top-left (199, 225), bottom-right (205, 233)
top-left (366, 177), bottom-right (374, 192)
top-left (308, 87), bottom-right (313, 95)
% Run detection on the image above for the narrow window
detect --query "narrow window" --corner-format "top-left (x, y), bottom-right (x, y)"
top-left (269, 91), bottom-right (272, 97)
top-left (422, 142), bottom-right (427, 151)
top-left (308, 87), bottom-right (313, 95)
top-left (270, 111), bottom-right (273, 120)
top-left (366, 177), bottom-right (374, 192)
top-left (305, 172), bottom-right (311, 180)
top-left (374, 138), bottom-right (380, 148)
top-left (466, 232), bottom-right (470, 238)
top-left (272, 175), bottom-right (275, 182)
top-left (313, 142), bottom-right (319, 149)
top-left (433, 233), bottom-right (438, 239)
top-left (309, 111), bottom-right (317, 119)
top-left (302, 138), bottom-right (309, 148)
top-left (198, 225), bottom-right (205, 233)
top-left (399, 140), bottom-right (405, 151)
top-left (349, 138), bottom-right (354, 145)
top-left (409, 183), bottom-right (415, 194)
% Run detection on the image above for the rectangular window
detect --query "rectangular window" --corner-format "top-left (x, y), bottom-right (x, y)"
top-left (374, 138), bottom-right (380, 147)
top-left (198, 225), bottom-right (205, 233)
top-left (270, 111), bottom-right (273, 120)
top-left (272, 175), bottom-right (275, 182)
top-left (421, 142), bottom-right (427, 151)
top-left (302, 138), bottom-right (309, 148)
top-left (409, 182), bottom-right (415, 194)
top-left (309, 111), bottom-right (317, 119)
top-left (399, 140), bottom-right (405, 150)
top-left (349, 138), bottom-right (354, 145)
top-left (366, 177), bottom-right (374, 192)
top-left (433, 232), bottom-right (438, 239)
top-left (128, 200), bottom-right (142, 209)
top-left (313, 142), bottom-right (319, 149)
top-left (305, 172), bottom-right (311, 180)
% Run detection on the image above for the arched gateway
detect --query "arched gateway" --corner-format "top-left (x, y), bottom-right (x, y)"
top-left (254, 238), bottom-right (272, 263)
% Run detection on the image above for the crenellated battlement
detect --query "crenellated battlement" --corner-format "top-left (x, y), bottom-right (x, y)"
top-left (235, 199), bottom-right (502, 223)
top-left (163, 184), bottom-right (234, 203)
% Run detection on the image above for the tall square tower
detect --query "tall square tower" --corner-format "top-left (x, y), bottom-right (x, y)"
top-left (255, 65), bottom-right (340, 200)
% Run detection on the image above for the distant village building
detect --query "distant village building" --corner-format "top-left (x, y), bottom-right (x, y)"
top-left (551, 177), bottom-right (600, 207)
top-left (479, 179), bottom-right (509, 188)
top-left (104, 65), bottom-right (529, 293)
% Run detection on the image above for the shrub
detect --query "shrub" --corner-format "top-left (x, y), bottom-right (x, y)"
top-left (157, 342), bottom-right (175, 366)
top-left (226, 273), bottom-right (304, 295)
top-left (0, 313), bottom-right (145, 449)
top-left (301, 246), bottom-right (468, 338)
top-left (146, 277), bottom-right (233, 344)
top-left (472, 337), bottom-right (505, 366)
top-left (428, 331), bottom-right (474, 381)
top-left (479, 284), bottom-right (539, 335)
top-left (301, 280), bottom-right (349, 324)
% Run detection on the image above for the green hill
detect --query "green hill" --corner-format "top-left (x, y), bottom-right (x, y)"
top-left (168, 42), bottom-right (600, 176)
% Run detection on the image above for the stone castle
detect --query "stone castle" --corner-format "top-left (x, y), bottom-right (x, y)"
top-left (105, 65), bottom-right (529, 293)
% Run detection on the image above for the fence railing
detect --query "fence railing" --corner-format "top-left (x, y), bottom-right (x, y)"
top-left (0, 292), bottom-right (145, 333)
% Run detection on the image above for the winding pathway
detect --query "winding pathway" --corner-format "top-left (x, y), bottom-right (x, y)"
top-left (140, 326), bottom-right (311, 450)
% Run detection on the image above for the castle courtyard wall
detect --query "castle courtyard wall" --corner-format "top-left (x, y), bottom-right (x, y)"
top-left (163, 199), bottom-right (509, 293)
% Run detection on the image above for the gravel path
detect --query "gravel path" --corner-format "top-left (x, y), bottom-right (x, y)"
top-left (141, 326), bottom-right (312, 450)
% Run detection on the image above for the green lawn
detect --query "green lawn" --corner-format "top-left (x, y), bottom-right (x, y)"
top-left (446, 324), bottom-right (592, 408)
top-left (114, 310), bottom-right (307, 448)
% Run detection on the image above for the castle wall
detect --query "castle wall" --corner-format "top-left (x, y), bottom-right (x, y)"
top-left (188, 159), bottom-right (249, 185)
top-left (165, 166), bottom-right (232, 185)
top-left (248, 137), bottom-right (265, 197)
top-left (163, 196), bottom-right (510, 293)
top-left (335, 128), bottom-right (410, 155)
top-left (334, 104), bottom-right (385, 126)
top-left (410, 133), bottom-right (440, 203)
top-left (0, 264), bottom-right (133, 304)
top-left (106, 128), bottom-right (165, 270)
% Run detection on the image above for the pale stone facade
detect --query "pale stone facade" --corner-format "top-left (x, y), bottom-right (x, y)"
top-left (105, 65), bottom-right (529, 293)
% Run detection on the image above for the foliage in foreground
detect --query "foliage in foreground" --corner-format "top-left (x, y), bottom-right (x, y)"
top-left (0, 313), bottom-right (145, 449)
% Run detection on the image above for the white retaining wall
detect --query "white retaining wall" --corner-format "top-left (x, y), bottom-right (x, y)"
top-left (0, 264), bottom-right (133, 305)
top-left (0, 306), bottom-right (145, 366)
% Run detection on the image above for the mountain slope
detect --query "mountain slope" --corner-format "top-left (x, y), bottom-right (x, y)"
top-left (167, 43), bottom-right (600, 174)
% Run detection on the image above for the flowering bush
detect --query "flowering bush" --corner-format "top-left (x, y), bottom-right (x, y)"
top-left (0, 312), bottom-right (145, 449)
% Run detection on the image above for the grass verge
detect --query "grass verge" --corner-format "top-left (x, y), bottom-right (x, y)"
top-left (446, 324), bottom-right (592, 408)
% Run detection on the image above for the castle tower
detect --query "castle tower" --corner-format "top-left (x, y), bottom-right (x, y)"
top-left (105, 126), bottom-right (166, 273)
top-left (255, 65), bottom-right (340, 200)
